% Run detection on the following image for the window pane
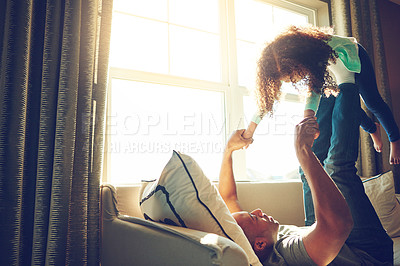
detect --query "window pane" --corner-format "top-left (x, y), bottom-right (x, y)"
top-left (235, 0), bottom-right (273, 42)
top-left (236, 40), bottom-right (258, 88)
top-left (108, 79), bottom-right (225, 184)
top-left (169, 0), bottom-right (219, 33)
top-left (273, 6), bottom-right (309, 28)
top-left (107, 0), bottom-right (324, 184)
top-left (109, 14), bottom-right (169, 72)
top-left (235, 1), bottom-right (310, 87)
top-left (113, 0), bottom-right (168, 21)
top-left (243, 96), bottom-right (304, 180)
top-left (170, 25), bottom-right (221, 82)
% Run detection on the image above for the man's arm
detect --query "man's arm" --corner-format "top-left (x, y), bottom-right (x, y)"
top-left (219, 129), bottom-right (253, 213)
top-left (295, 117), bottom-right (353, 265)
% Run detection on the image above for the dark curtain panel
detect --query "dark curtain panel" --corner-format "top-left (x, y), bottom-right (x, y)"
top-left (0, 0), bottom-right (113, 265)
top-left (330, 0), bottom-right (396, 179)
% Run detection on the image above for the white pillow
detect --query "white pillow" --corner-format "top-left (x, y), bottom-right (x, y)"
top-left (362, 171), bottom-right (400, 238)
top-left (140, 150), bottom-right (261, 266)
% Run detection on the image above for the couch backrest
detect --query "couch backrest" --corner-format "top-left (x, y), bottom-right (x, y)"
top-left (236, 180), bottom-right (305, 226)
top-left (113, 180), bottom-right (305, 226)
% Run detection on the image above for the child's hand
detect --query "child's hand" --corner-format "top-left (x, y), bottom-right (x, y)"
top-left (304, 109), bottom-right (315, 118)
top-left (303, 109), bottom-right (319, 139)
top-left (295, 116), bottom-right (319, 153)
top-left (226, 129), bottom-right (254, 152)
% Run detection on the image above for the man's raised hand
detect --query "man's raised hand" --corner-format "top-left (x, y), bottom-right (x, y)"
top-left (295, 116), bottom-right (319, 153)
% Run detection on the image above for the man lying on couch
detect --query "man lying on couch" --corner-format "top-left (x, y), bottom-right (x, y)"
top-left (219, 117), bottom-right (393, 265)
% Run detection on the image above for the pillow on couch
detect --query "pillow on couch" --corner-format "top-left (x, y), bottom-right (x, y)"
top-left (362, 171), bottom-right (400, 238)
top-left (140, 150), bottom-right (261, 266)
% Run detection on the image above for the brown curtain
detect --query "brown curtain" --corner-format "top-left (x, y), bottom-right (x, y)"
top-left (330, 0), bottom-right (394, 178)
top-left (0, 0), bottom-right (112, 265)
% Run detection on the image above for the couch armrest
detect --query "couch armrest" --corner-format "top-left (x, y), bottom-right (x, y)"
top-left (101, 185), bottom-right (248, 266)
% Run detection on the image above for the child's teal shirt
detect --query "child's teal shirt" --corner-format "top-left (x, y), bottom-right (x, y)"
top-left (305, 35), bottom-right (361, 112)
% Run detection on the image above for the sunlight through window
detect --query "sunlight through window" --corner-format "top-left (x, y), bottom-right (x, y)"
top-left (109, 80), bottom-right (224, 184)
top-left (106, 0), bottom-right (325, 184)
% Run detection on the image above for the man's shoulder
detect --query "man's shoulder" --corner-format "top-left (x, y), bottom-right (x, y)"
top-left (277, 224), bottom-right (309, 239)
top-left (263, 225), bottom-right (316, 266)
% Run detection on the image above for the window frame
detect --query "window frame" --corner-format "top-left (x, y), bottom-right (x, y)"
top-left (103, 0), bottom-right (330, 184)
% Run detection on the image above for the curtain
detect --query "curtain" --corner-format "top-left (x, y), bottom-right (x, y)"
top-left (0, 0), bottom-right (113, 265)
top-left (330, 0), bottom-right (394, 177)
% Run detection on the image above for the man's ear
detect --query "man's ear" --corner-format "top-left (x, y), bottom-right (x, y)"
top-left (253, 237), bottom-right (268, 251)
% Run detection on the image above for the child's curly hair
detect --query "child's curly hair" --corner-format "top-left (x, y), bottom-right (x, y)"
top-left (256, 25), bottom-right (339, 117)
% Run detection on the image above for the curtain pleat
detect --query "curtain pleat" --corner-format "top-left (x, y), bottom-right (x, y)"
top-left (0, 0), bottom-right (112, 265)
top-left (331, 0), bottom-right (351, 36)
top-left (1, 1), bottom-right (35, 265)
top-left (66, 0), bottom-right (96, 263)
top-left (46, 0), bottom-right (81, 264)
top-left (31, 0), bottom-right (63, 264)
top-left (88, 0), bottom-right (113, 264)
top-left (330, 0), bottom-right (393, 177)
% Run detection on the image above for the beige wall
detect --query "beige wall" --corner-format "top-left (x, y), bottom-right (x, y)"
top-left (115, 181), bottom-right (305, 227)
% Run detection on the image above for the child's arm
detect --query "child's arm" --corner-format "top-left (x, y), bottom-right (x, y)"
top-left (242, 113), bottom-right (263, 139)
top-left (304, 90), bottom-right (320, 117)
top-left (304, 91), bottom-right (321, 139)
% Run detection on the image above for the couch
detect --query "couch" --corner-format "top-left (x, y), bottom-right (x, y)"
top-left (101, 180), bottom-right (400, 265)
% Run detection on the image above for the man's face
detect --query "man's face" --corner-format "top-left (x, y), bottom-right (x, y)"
top-left (233, 208), bottom-right (280, 245)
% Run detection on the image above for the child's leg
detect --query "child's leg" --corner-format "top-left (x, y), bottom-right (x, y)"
top-left (325, 83), bottom-right (393, 263)
top-left (356, 44), bottom-right (400, 164)
top-left (370, 122), bottom-right (383, 153)
top-left (360, 107), bottom-right (376, 133)
top-left (360, 109), bottom-right (383, 152)
top-left (299, 95), bottom-right (335, 226)
top-left (390, 140), bottom-right (400, 164)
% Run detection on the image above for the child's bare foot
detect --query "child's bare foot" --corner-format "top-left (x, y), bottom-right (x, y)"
top-left (390, 139), bottom-right (400, 164)
top-left (370, 122), bottom-right (383, 153)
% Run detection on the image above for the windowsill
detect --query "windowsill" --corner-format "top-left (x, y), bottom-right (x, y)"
top-left (103, 178), bottom-right (302, 187)
top-left (231, 179), bottom-right (301, 183)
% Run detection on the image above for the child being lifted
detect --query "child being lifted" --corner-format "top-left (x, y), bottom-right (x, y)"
top-left (253, 25), bottom-right (400, 165)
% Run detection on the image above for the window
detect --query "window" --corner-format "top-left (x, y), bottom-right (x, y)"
top-left (105, 0), bottom-right (329, 185)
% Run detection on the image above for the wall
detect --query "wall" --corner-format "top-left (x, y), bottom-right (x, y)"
top-left (115, 181), bottom-right (305, 227)
top-left (378, 0), bottom-right (400, 192)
